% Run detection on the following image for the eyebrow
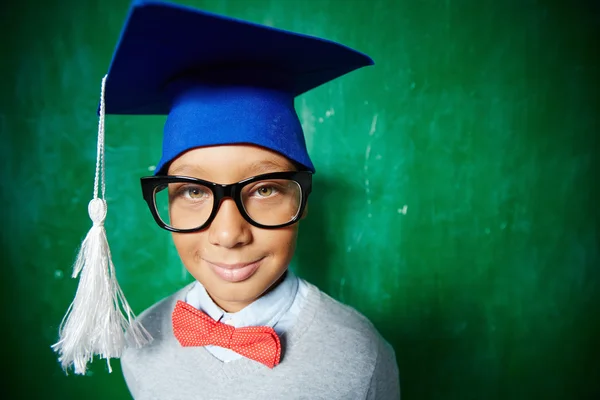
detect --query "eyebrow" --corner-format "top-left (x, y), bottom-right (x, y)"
top-left (169, 159), bottom-right (294, 177)
top-left (168, 164), bottom-right (208, 176)
top-left (245, 159), bottom-right (295, 175)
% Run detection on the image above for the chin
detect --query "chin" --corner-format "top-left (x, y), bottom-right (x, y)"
top-left (202, 265), bottom-right (287, 307)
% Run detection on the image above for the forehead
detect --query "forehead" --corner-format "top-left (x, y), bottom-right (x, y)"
top-left (167, 144), bottom-right (296, 182)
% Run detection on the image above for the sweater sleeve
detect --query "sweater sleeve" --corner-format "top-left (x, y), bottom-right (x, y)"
top-left (366, 339), bottom-right (401, 400)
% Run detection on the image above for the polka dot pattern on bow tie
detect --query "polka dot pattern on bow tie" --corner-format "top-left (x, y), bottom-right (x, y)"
top-left (172, 300), bottom-right (281, 369)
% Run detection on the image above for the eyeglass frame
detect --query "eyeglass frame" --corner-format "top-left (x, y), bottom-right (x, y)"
top-left (140, 170), bottom-right (313, 233)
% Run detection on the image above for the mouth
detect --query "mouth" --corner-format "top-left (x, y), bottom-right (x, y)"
top-left (204, 257), bottom-right (264, 283)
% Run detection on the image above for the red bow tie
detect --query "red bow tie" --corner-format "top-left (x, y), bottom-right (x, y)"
top-left (172, 300), bottom-right (281, 369)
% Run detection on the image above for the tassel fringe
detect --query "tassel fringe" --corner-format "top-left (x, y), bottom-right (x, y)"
top-left (52, 199), bottom-right (152, 375)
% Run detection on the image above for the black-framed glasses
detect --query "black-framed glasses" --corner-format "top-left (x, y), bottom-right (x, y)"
top-left (141, 171), bottom-right (312, 232)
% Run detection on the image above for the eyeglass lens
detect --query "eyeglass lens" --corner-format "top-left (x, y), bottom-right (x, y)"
top-left (153, 178), bottom-right (302, 229)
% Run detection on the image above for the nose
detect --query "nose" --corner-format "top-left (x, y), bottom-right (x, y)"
top-left (208, 198), bottom-right (252, 248)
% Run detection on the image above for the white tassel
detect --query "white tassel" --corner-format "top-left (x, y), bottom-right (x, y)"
top-left (52, 75), bottom-right (152, 375)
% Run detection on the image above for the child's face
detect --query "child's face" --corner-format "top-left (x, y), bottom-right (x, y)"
top-left (168, 144), bottom-right (300, 312)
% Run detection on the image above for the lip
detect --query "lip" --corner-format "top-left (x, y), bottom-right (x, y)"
top-left (204, 258), bottom-right (264, 283)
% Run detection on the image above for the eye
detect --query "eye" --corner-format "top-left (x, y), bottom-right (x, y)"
top-left (185, 187), bottom-right (206, 199)
top-left (256, 186), bottom-right (275, 197)
top-left (172, 184), bottom-right (210, 201)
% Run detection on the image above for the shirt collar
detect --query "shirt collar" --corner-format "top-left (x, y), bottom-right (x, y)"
top-left (185, 270), bottom-right (299, 329)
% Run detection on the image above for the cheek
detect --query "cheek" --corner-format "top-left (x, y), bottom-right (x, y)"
top-left (171, 226), bottom-right (299, 267)
top-left (171, 232), bottom-right (205, 263)
top-left (260, 227), bottom-right (298, 261)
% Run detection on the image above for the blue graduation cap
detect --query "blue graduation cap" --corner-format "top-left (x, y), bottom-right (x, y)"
top-left (53, 0), bottom-right (374, 376)
top-left (103, 0), bottom-right (374, 174)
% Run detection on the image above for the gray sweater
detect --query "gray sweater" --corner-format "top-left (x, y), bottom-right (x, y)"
top-left (122, 281), bottom-right (400, 399)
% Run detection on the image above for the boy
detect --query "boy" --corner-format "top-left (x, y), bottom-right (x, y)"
top-left (54, 1), bottom-right (400, 398)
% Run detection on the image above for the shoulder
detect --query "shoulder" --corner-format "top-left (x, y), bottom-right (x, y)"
top-left (120, 284), bottom-right (193, 398)
top-left (291, 282), bottom-right (400, 398)
top-left (301, 281), bottom-right (398, 368)
top-left (122, 283), bottom-right (193, 360)
top-left (315, 285), bottom-right (401, 398)
top-left (133, 284), bottom-right (190, 339)
top-left (310, 282), bottom-right (389, 349)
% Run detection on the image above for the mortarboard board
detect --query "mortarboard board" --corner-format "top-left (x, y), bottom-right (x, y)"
top-left (53, 0), bottom-right (374, 375)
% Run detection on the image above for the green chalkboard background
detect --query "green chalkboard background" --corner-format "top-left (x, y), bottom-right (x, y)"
top-left (0, 0), bottom-right (598, 398)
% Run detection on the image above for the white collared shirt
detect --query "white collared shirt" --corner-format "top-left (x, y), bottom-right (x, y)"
top-left (185, 269), bottom-right (308, 362)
